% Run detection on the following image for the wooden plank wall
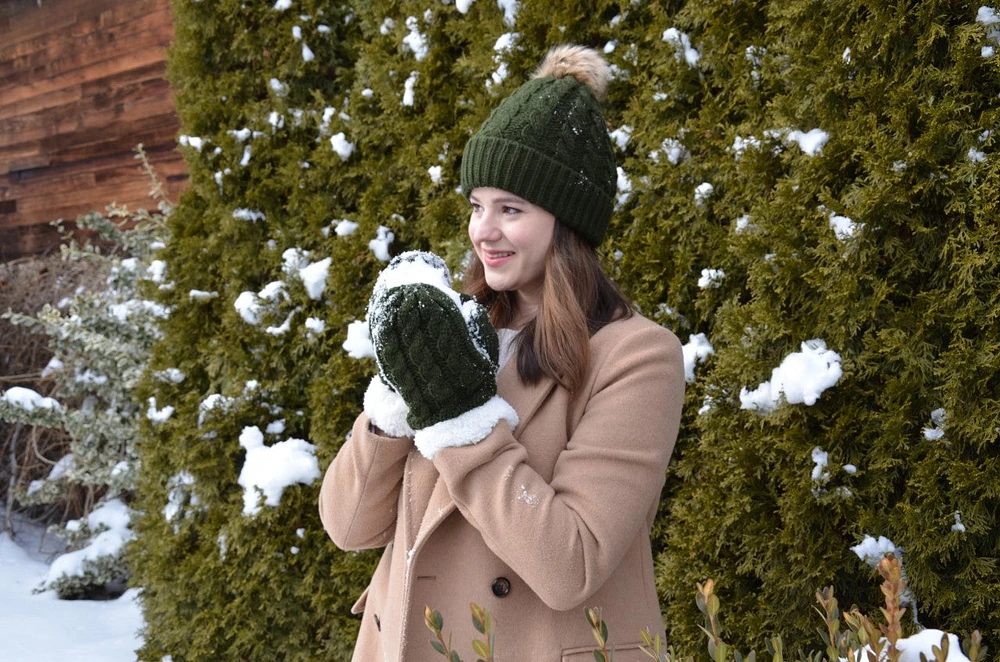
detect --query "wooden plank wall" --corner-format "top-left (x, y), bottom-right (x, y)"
top-left (0, 0), bottom-right (188, 260)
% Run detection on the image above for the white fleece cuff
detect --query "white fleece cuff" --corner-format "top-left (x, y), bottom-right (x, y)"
top-left (363, 375), bottom-right (415, 438)
top-left (414, 396), bottom-right (519, 460)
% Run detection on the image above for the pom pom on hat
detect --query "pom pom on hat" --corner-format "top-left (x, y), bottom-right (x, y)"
top-left (461, 44), bottom-right (618, 247)
top-left (532, 44), bottom-right (611, 101)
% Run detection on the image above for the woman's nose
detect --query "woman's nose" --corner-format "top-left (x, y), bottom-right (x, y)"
top-left (470, 212), bottom-right (501, 242)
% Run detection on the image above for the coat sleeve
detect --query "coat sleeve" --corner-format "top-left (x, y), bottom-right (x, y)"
top-left (432, 323), bottom-right (685, 611)
top-left (318, 413), bottom-right (413, 551)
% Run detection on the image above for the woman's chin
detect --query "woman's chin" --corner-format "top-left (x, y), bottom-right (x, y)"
top-left (484, 275), bottom-right (513, 293)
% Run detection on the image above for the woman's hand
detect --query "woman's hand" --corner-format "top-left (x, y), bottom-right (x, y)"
top-left (364, 251), bottom-right (516, 458)
top-left (370, 282), bottom-right (499, 429)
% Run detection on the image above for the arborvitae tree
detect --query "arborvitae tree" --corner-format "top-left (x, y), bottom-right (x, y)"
top-left (132, 1), bottom-right (640, 659)
top-left (133, 0), bottom-right (999, 658)
top-left (128, 1), bottom-right (374, 660)
top-left (0, 187), bottom-right (168, 598)
top-left (649, 0), bottom-right (1000, 652)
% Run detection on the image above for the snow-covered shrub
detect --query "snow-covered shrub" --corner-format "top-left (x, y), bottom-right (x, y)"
top-left (0, 174), bottom-right (169, 598)
top-left (130, 2), bottom-right (374, 660)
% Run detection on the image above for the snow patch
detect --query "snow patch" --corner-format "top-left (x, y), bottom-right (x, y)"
top-left (403, 16), bottom-right (428, 61)
top-left (304, 317), bottom-right (326, 336)
top-left (402, 72), bottom-right (419, 106)
top-left (923, 408), bottom-right (946, 440)
top-left (146, 397), bottom-right (174, 424)
top-left (42, 499), bottom-right (134, 588)
top-left (298, 257), bottom-right (331, 300)
top-left (662, 27), bottom-right (700, 67)
top-left (697, 268), bottom-right (724, 289)
top-left (651, 137), bottom-right (690, 165)
top-left (694, 182), bottom-right (714, 206)
top-left (488, 32), bottom-right (519, 88)
top-left (369, 226), bottom-right (395, 262)
top-left (1, 386), bottom-right (62, 412)
top-left (497, 0), bottom-right (519, 25)
top-left (787, 129), bottom-right (829, 156)
top-left (610, 125), bottom-right (632, 150)
top-left (898, 631), bottom-right (970, 662)
top-left (237, 426), bottom-right (321, 516)
top-left (825, 208), bottom-right (859, 240)
top-left (952, 511), bottom-right (966, 533)
top-left (330, 132), bottom-right (355, 160)
top-left (233, 208), bottom-right (265, 223)
top-left (851, 534), bottom-right (901, 567)
top-left (333, 219), bottom-right (359, 236)
top-left (344, 320), bottom-right (375, 359)
top-left (740, 340), bottom-right (842, 413)
top-left (731, 135), bottom-right (761, 158)
top-left (682, 333), bottom-right (714, 382)
top-left (616, 167), bottom-right (632, 208)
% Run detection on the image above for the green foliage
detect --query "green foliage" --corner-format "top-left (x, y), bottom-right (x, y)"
top-left (423, 603), bottom-right (631, 662)
top-left (673, 556), bottom-right (989, 662)
top-left (652, 1), bottom-right (1000, 652)
top-left (424, 603), bottom-right (495, 662)
top-left (133, 0), bottom-right (1000, 658)
top-left (587, 607), bottom-right (615, 662)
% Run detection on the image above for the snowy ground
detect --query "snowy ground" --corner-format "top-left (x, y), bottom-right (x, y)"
top-left (0, 515), bottom-right (141, 662)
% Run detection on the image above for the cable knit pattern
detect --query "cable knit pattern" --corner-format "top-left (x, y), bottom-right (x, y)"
top-left (369, 282), bottom-right (501, 431)
top-left (461, 45), bottom-right (617, 246)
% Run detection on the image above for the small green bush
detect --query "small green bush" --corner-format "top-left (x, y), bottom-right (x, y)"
top-left (1, 154), bottom-right (168, 597)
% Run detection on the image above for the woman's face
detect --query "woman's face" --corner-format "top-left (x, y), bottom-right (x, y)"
top-left (468, 187), bottom-right (555, 313)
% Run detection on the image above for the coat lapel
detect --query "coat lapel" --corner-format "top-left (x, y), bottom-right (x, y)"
top-left (412, 355), bottom-right (558, 550)
top-left (402, 451), bottom-right (438, 553)
top-left (494, 354), bottom-right (558, 429)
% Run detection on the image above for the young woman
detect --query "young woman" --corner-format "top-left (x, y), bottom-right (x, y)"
top-left (319, 44), bottom-right (685, 661)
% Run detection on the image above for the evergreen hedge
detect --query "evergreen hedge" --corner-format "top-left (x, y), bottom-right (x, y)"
top-left (131, 0), bottom-right (999, 659)
top-left (652, 1), bottom-right (1000, 652)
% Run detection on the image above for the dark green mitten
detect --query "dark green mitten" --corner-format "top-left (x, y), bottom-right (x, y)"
top-left (370, 282), bottom-right (499, 430)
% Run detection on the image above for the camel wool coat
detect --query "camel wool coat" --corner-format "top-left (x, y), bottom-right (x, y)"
top-left (319, 313), bottom-right (685, 661)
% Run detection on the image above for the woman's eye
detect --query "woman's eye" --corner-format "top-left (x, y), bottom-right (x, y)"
top-left (470, 204), bottom-right (483, 214)
top-left (502, 206), bottom-right (520, 215)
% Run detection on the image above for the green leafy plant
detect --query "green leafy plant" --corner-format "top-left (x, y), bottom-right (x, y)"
top-left (430, 554), bottom-right (988, 662)
top-left (425, 603), bottom-right (495, 662)
top-left (587, 606), bottom-right (615, 662)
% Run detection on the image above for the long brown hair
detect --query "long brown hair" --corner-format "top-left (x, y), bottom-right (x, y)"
top-left (463, 222), bottom-right (632, 391)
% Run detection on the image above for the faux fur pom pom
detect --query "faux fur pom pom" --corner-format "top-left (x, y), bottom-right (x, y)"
top-left (532, 44), bottom-right (611, 101)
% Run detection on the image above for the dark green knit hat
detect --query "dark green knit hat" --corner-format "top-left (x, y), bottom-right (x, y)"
top-left (461, 45), bottom-right (617, 247)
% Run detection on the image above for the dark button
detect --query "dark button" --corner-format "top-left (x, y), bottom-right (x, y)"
top-left (374, 614), bottom-right (381, 631)
top-left (491, 577), bottom-right (511, 598)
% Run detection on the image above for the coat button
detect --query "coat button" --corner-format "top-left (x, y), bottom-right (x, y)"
top-left (491, 577), bottom-right (511, 598)
top-left (374, 614), bottom-right (381, 631)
